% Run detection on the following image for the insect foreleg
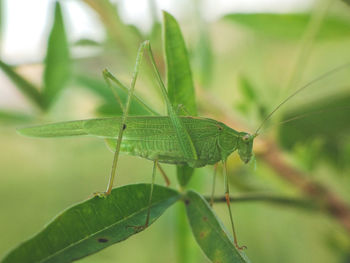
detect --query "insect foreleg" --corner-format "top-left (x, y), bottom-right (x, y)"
top-left (223, 160), bottom-right (246, 250)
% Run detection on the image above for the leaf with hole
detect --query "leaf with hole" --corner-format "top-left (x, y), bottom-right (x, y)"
top-left (2, 184), bottom-right (180, 263)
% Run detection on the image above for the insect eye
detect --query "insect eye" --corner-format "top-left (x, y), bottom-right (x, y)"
top-left (242, 135), bottom-right (249, 141)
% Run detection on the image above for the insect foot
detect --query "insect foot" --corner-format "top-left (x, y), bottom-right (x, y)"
top-left (126, 224), bottom-right (148, 233)
top-left (235, 242), bottom-right (247, 250)
top-left (92, 191), bottom-right (109, 198)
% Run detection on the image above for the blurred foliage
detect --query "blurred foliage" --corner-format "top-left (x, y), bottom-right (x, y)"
top-left (1, 0), bottom-right (350, 262)
top-left (42, 2), bottom-right (70, 109)
top-left (0, 60), bottom-right (42, 109)
top-left (223, 13), bottom-right (350, 40)
top-left (280, 94), bottom-right (350, 169)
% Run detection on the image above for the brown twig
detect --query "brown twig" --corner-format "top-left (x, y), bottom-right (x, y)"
top-left (260, 141), bottom-right (350, 233)
top-left (198, 88), bottom-right (350, 234)
top-left (205, 194), bottom-right (319, 211)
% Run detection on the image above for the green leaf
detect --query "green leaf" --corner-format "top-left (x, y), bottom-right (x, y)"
top-left (279, 93), bottom-right (350, 169)
top-left (163, 11), bottom-right (197, 116)
top-left (176, 165), bottom-right (195, 187)
top-left (73, 38), bottom-right (101, 47)
top-left (192, 24), bottom-right (213, 89)
top-left (2, 184), bottom-right (180, 263)
top-left (185, 190), bottom-right (250, 263)
top-left (163, 11), bottom-right (197, 187)
top-left (42, 2), bottom-right (70, 109)
top-left (75, 74), bottom-right (158, 116)
top-left (82, 0), bottom-right (141, 58)
top-left (174, 202), bottom-right (200, 263)
top-left (238, 75), bottom-right (256, 102)
top-left (343, 0), bottom-right (350, 6)
top-left (0, 60), bottom-right (42, 109)
top-left (0, 110), bottom-right (33, 123)
top-left (75, 74), bottom-right (116, 103)
top-left (223, 13), bottom-right (350, 40)
top-left (96, 101), bottom-right (153, 116)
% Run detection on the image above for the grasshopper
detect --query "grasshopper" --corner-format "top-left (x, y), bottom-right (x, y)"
top-left (18, 41), bottom-right (350, 250)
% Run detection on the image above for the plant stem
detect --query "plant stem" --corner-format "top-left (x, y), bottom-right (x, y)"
top-left (206, 194), bottom-right (319, 211)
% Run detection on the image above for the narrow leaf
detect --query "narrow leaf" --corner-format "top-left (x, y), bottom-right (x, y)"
top-left (0, 109), bottom-right (33, 123)
top-left (2, 184), bottom-right (180, 263)
top-left (193, 27), bottom-right (213, 89)
top-left (238, 75), bottom-right (256, 102)
top-left (176, 165), bottom-right (195, 187)
top-left (0, 60), bottom-right (42, 108)
top-left (279, 94), bottom-right (350, 168)
top-left (223, 13), bottom-right (350, 40)
top-left (83, 0), bottom-right (141, 57)
top-left (185, 190), bottom-right (250, 263)
top-left (42, 2), bottom-right (70, 108)
top-left (163, 11), bottom-right (197, 187)
top-left (163, 11), bottom-right (197, 115)
top-left (73, 38), bottom-right (101, 47)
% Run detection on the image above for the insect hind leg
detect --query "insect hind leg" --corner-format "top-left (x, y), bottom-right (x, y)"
top-left (223, 160), bottom-right (247, 250)
top-left (127, 160), bottom-right (158, 232)
top-left (96, 41), bottom-right (150, 197)
top-left (157, 163), bottom-right (170, 186)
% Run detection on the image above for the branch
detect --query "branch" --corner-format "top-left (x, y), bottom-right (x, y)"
top-left (259, 141), bottom-right (350, 233)
top-left (205, 194), bottom-right (319, 211)
top-left (198, 88), bottom-right (350, 234)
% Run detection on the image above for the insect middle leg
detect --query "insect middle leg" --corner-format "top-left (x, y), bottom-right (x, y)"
top-left (223, 160), bottom-right (247, 250)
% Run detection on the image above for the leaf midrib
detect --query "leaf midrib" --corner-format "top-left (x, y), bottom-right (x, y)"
top-left (38, 193), bottom-right (179, 262)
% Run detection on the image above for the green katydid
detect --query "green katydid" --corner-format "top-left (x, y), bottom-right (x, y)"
top-left (17, 40), bottom-right (350, 250)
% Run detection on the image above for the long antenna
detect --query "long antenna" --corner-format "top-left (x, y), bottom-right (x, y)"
top-left (254, 62), bottom-right (350, 136)
top-left (277, 105), bottom-right (350, 125)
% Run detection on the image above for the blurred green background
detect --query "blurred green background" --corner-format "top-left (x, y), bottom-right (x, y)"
top-left (1, 0), bottom-right (350, 262)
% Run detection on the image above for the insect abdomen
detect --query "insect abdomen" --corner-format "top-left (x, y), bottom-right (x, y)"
top-left (90, 116), bottom-right (223, 166)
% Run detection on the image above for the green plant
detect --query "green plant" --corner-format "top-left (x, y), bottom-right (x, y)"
top-left (1, 1), bottom-right (350, 262)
